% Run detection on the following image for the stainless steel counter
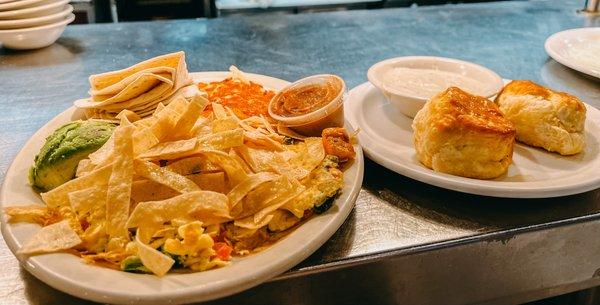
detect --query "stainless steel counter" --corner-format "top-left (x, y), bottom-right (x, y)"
top-left (1, 1), bottom-right (600, 304)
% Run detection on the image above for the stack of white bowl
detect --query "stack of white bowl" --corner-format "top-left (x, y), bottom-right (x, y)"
top-left (0, 0), bottom-right (73, 50)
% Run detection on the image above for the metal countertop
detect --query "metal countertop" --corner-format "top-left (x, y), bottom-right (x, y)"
top-left (1, 1), bottom-right (600, 304)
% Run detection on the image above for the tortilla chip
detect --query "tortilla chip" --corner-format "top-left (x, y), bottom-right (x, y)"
top-left (211, 103), bottom-right (228, 119)
top-left (227, 172), bottom-right (279, 212)
top-left (75, 159), bottom-right (95, 177)
top-left (41, 163), bottom-right (113, 208)
top-left (68, 186), bottom-right (106, 217)
top-left (131, 180), bottom-right (179, 202)
top-left (133, 159), bottom-right (200, 193)
top-left (186, 172), bottom-right (227, 193)
top-left (133, 127), bottom-right (160, 156)
top-left (136, 233), bottom-right (174, 276)
top-left (212, 117), bottom-right (239, 133)
top-left (235, 213), bottom-right (274, 230)
top-left (127, 191), bottom-right (230, 228)
top-left (197, 129), bottom-right (244, 151)
top-left (138, 138), bottom-right (198, 160)
top-left (4, 205), bottom-right (56, 225)
top-left (106, 119), bottom-right (135, 239)
top-left (202, 150), bottom-right (248, 187)
top-left (18, 220), bottom-right (82, 255)
top-left (165, 156), bottom-right (221, 175)
top-left (88, 136), bottom-right (114, 166)
top-left (244, 131), bottom-right (284, 151)
top-left (168, 93), bottom-right (208, 140)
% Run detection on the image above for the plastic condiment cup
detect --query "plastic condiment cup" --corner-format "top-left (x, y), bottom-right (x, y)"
top-left (268, 74), bottom-right (346, 136)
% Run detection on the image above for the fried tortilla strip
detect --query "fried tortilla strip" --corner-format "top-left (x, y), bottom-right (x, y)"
top-left (202, 150), bottom-right (248, 187)
top-left (4, 205), bottom-right (57, 225)
top-left (68, 186), bottom-right (106, 217)
top-left (133, 159), bottom-right (200, 193)
top-left (168, 93), bottom-right (208, 140)
top-left (136, 233), bottom-right (174, 277)
top-left (88, 136), bottom-right (114, 166)
top-left (106, 118), bottom-right (135, 239)
top-left (137, 138), bottom-right (198, 160)
top-left (133, 127), bottom-right (160, 156)
top-left (18, 220), bottom-right (82, 255)
top-left (165, 156), bottom-right (221, 175)
top-left (196, 129), bottom-right (244, 151)
top-left (227, 172), bottom-right (279, 216)
top-left (41, 163), bottom-right (113, 208)
top-left (186, 172), bottom-right (227, 193)
top-left (75, 159), bottom-right (95, 177)
top-left (127, 191), bottom-right (230, 228)
top-left (130, 179), bottom-right (179, 202)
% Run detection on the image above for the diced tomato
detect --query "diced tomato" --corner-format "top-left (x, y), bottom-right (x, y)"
top-left (213, 242), bottom-right (232, 261)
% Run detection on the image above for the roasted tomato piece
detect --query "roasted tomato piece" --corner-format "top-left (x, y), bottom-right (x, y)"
top-left (322, 128), bottom-right (355, 161)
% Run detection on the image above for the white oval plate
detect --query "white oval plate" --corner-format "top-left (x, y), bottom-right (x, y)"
top-left (545, 27), bottom-right (600, 79)
top-left (0, 72), bottom-right (364, 304)
top-left (0, 0), bottom-right (66, 19)
top-left (346, 81), bottom-right (600, 198)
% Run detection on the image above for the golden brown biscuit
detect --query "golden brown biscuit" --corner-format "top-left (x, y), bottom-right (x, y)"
top-left (413, 87), bottom-right (516, 179)
top-left (495, 80), bottom-right (586, 155)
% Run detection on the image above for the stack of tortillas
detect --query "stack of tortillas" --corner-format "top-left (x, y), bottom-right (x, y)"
top-left (74, 51), bottom-right (199, 121)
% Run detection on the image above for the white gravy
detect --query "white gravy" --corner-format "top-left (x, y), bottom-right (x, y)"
top-left (382, 67), bottom-right (489, 99)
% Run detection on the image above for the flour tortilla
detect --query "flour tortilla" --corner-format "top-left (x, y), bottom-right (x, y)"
top-left (89, 51), bottom-right (189, 91)
top-left (89, 67), bottom-right (176, 97)
top-left (74, 72), bottom-right (174, 109)
top-left (76, 52), bottom-right (193, 120)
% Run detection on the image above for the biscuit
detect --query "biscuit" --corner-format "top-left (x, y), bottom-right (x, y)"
top-left (495, 80), bottom-right (586, 155)
top-left (413, 87), bottom-right (516, 179)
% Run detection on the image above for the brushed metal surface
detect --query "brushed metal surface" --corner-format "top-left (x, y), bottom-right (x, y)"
top-left (1, 0), bottom-right (600, 304)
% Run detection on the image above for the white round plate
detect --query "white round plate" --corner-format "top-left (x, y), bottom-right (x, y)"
top-left (0, 0), bottom-right (66, 19)
top-left (545, 27), bottom-right (600, 79)
top-left (0, 72), bottom-right (364, 304)
top-left (346, 81), bottom-right (600, 198)
top-left (0, 4), bottom-right (71, 29)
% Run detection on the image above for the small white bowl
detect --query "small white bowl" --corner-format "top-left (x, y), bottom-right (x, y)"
top-left (0, 0), bottom-right (66, 19)
top-left (0, 4), bottom-right (71, 29)
top-left (0, 13), bottom-right (73, 49)
top-left (367, 56), bottom-right (504, 118)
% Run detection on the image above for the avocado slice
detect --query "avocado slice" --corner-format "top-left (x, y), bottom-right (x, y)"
top-left (29, 120), bottom-right (115, 191)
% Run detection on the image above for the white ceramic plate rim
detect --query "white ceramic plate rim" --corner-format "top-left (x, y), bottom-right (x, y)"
top-left (0, 0), bottom-right (66, 18)
top-left (346, 81), bottom-right (600, 198)
top-left (0, 12), bottom-right (72, 33)
top-left (0, 0), bottom-right (57, 11)
top-left (545, 27), bottom-right (600, 79)
top-left (0, 4), bottom-right (71, 28)
top-left (0, 71), bottom-right (364, 304)
top-left (366, 56), bottom-right (504, 101)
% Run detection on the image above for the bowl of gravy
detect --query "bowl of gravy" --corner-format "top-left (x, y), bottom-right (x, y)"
top-left (368, 56), bottom-right (504, 118)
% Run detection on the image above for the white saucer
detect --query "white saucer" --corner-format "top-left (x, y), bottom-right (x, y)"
top-left (545, 27), bottom-right (600, 79)
top-left (346, 81), bottom-right (600, 198)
